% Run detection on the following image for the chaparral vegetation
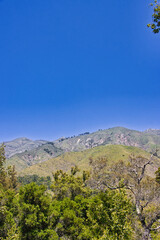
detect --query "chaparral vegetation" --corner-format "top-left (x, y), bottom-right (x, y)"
top-left (1, 143), bottom-right (160, 240)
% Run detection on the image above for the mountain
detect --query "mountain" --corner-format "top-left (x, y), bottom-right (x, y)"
top-left (6, 127), bottom-right (160, 172)
top-left (144, 128), bottom-right (160, 136)
top-left (19, 144), bottom-right (160, 178)
top-left (3, 137), bottom-right (47, 158)
top-left (53, 127), bottom-right (152, 151)
top-left (6, 142), bottom-right (64, 172)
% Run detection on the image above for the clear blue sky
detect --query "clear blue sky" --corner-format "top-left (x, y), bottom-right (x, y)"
top-left (0, 0), bottom-right (160, 141)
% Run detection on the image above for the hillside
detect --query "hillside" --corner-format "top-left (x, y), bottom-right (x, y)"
top-left (53, 126), bottom-right (160, 152)
top-left (6, 142), bottom-right (64, 172)
top-left (3, 137), bottom-right (47, 158)
top-left (144, 128), bottom-right (160, 136)
top-left (19, 144), bottom-right (160, 178)
top-left (7, 127), bottom-right (160, 171)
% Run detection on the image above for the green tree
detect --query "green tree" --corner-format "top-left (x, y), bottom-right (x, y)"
top-left (50, 190), bottom-right (133, 240)
top-left (0, 145), bottom-right (19, 239)
top-left (0, 186), bottom-right (19, 239)
top-left (155, 167), bottom-right (160, 183)
top-left (7, 165), bottom-right (18, 190)
top-left (18, 174), bottom-right (51, 188)
top-left (0, 144), bottom-right (7, 188)
top-left (86, 190), bottom-right (133, 240)
top-left (0, 144), bottom-right (18, 190)
top-left (104, 155), bottom-right (160, 240)
top-left (18, 183), bottom-right (58, 240)
top-left (51, 168), bottom-right (133, 240)
top-left (51, 168), bottom-right (91, 200)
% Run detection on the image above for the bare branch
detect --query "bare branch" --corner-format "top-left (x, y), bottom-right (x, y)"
top-left (151, 225), bottom-right (160, 231)
top-left (125, 185), bottom-right (136, 196)
top-left (148, 211), bottom-right (160, 230)
top-left (141, 201), bottom-right (149, 212)
top-left (138, 155), bottom-right (153, 184)
top-left (102, 181), bottom-right (124, 190)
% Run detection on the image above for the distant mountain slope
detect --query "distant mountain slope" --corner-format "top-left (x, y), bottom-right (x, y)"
top-left (6, 142), bottom-right (64, 172)
top-left (53, 127), bottom-right (160, 152)
top-left (6, 127), bottom-right (160, 171)
top-left (3, 137), bottom-right (47, 158)
top-left (19, 145), bottom-right (160, 178)
top-left (144, 128), bottom-right (160, 136)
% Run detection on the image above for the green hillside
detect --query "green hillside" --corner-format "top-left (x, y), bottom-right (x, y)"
top-left (7, 142), bottom-right (63, 172)
top-left (19, 144), bottom-right (160, 178)
top-left (3, 137), bottom-right (47, 158)
top-left (53, 127), bottom-right (160, 152)
top-left (7, 127), bottom-right (160, 172)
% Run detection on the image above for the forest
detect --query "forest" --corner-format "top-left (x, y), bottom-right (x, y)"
top-left (1, 144), bottom-right (160, 240)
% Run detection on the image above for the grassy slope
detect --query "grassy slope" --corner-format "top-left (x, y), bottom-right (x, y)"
top-left (19, 144), bottom-right (160, 178)
top-left (8, 127), bottom-right (160, 172)
top-left (53, 127), bottom-right (160, 152)
top-left (7, 143), bottom-right (64, 172)
top-left (4, 138), bottom-right (47, 158)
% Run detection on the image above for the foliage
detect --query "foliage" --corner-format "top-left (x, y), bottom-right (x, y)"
top-left (0, 144), bottom-right (7, 187)
top-left (0, 186), bottom-right (20, 239)
top-left (0, 144), bottom-right (18, 190)
top-left (86, 190), bottom-right (133, 240)
top-left (49, 190), bottom-right (133, 240)
top-left (18, 183), bottom-right (58, 240)
top-left (155, 167), bottom-right (160, 183)
top-left (50, 169), bottom-right (133, 240)
top-left (0, 145), bottom-right (19, 239)
top-left (18, 174), bottom-right (51, 188)
top-left (51, 167), bottom-right (91, 200)
top-left (3, 144), bottom-right (160, 239)
top-left (20, 144), bottom-right (155, 178)
top-left (92, 154), bottom-right (160, 239)
top-left (0, 148), bottom-right (134, 240)
top-left (148, 0), bottom-right (160, 33)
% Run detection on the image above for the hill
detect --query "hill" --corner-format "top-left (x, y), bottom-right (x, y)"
top-left (53, 126), bottom-right (160, 152)
top-left (3, 137), bottom-right (47, 158)
top-left (7, 127), bottom-right (160, 171)
top-left (19, 144), bottom-right (160, 178)
top-left (144, 128), bottom-right (160, 136)
top-left (6, 142), bottom-right (64, 172)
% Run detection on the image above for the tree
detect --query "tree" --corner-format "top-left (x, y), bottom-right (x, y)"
top-left (0, 156), bottom-right (133, 240)
top-left (155, 167), bottom-right (160, 183)
top-left (0, 144), bottom-right (20, 239)
top-left (51, 167), bottom-right (91, 200)
top-left (0, 144), bottom-right (7, 187)
top-left (0, 144), bottom-right (18, 190)
top-left (18, 174), bottom-right (51, 188)
top-left (7, 165), bottom-right (18, 190)
top-left (51, 168), bottom-right (133, 240)
top-left (0, 187), bottom-right (20, 239)
top-left (86, 190), bottom-right (133, 240)
top-left (148, 0), bottom-right (160, 33)
top-left (19, 183), bottom-right (58, 240)
top-left (101, 155), bottom-right (160, 240)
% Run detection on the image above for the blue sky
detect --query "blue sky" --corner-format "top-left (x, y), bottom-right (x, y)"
top-left (0, 0), bottom-right (160, 141)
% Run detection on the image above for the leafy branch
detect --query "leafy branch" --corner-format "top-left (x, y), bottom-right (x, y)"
top-left (148, 0), bottom-right (160, 33)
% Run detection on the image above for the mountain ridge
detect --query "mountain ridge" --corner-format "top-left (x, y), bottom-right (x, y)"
top-left (5, 126), bottom-right (160, 172)
top-left (19, 144), bottom-right (160, 178)
top-left (2, 137), bottom-right (47, 158)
